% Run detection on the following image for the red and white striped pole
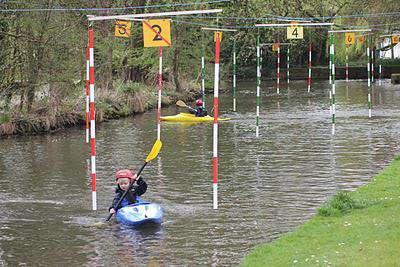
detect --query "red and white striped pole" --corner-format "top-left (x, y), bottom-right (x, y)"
top-left (157, 46), bottom-right (163, 140)
top-left (307, 43), bottom-right (312, 95)
top-left (213, 32), bottom-right (221, 210)
top-left (85, 45), bottom-right (90, 144)
top-left (276, 43), bottom-right (280, 95)
top-left (88, 28), bottom-right (97, 210)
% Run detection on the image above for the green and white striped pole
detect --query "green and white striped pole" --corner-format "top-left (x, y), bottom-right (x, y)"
top-left (287, 47), bottom-right (290, 84)
top-left (277, 43), bottom-right (280, 95)
top-left (201, 32), bottom-right (206, 108)
top-left (371, 47), bottom-right (375, 83)
top-left (329, 48), bottom-right (332, 85)
top-left (367, 37), bottom-right (372, 118)
top-left (233, 38), bottom-right (237, 111)
top-left (307, 43), bottom-right (312, 95)
top-left (379, 45), bottom-right (382, 85)
top-left (256, 35), bottom-right (261, 137)
top-left (345, 45), bottom-right (349, 83)
top-left (330, 33), bottom-right (336, 135)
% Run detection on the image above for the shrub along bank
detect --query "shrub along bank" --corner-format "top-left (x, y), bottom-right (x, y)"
top-left (241, 156), bottom-right (400, 266)
top-left (0, 79), bottom-right (204, 136)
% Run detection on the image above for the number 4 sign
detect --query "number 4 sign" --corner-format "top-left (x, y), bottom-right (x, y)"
top-left (143, 19), bottom-right (171, 47)
top-left (287, 26), bottom-right (303, 39)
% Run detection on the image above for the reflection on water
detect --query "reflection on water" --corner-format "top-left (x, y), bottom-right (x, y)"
top-left (0, 79), bottom-right (399, 265)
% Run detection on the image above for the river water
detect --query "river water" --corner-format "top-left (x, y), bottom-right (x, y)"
top-left (1, 79), bottom-right (399, 266)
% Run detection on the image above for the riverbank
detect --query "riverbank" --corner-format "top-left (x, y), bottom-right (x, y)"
top-left (241, 156), bottom-right (400, 266)
top-left (0, 80), bottom-right (207, 137)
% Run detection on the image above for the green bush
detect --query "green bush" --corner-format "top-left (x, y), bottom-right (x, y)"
top-left (114, 80), bottom-right (142, 94)
top-left (318, 190), bottom-right (372, 217)
top-left (0, 112), bottom-right (11, 123)
top-left (377, 58), bottom-right (400, 66)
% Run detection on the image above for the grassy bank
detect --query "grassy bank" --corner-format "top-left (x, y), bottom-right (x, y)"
top-left (242, 156), bottom-right (400, 266)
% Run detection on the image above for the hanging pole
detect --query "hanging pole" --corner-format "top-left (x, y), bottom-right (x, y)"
top-left (330, 33), bottom-right (336, 135)
top-left (329, 50), bottom-right (332, 85)
top-left (379, 45), bottom-right (382, 85)
top-left (287, 47), bottom-right (290, 84)
top-left (212, 31), bottom-right (221, 210)
top-left (88, 28), bottom-right (97, 210)
top-left (256, 35), bottom-right (261, 138)
top-left (371, 46), bottom-right (375, 83)
top-left (367, 38), bottom-right (372, 118)
top-left (233, 38), bottom-right (237, 111)
top-left (157, 46), bottom-right (163, 140)
top-left (85, 45), bottom-right (90, 144)
top-left (307, 43), bottom-right (312, 95)
top-left (345, 45), bottom-right (349, 82)
top-left (201, 32), bottom-right (206, 108)
top-left (276, 42), bottom-right (280, 95)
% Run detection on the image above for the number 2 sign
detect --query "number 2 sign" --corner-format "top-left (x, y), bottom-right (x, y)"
top-left (287, 26), bottom-right (303, 39)
top-left (142, 19), bottom-right (171, 47)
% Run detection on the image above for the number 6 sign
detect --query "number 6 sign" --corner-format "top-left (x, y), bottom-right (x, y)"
top-left (142, 19), bottom-right (171, 47)
top-left (392, 36), bottom-right (399, 44)
top-left (345, 32), bottom-right (355, 45)
top-left (287, 26), bottom-right (303, 39)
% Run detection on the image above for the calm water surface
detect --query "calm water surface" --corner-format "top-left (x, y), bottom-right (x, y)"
top-left (1, 79), bottom-right (399, 266)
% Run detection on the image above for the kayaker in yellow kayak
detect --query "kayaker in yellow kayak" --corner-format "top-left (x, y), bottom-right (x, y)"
top-left (190, 99), bottom-right (208, 117)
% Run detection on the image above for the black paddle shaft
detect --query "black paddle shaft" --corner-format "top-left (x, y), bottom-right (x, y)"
top-left (105, 162), bottom-right (148, 222)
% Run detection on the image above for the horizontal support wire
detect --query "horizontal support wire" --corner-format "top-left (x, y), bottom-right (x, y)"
top-left (0, 0), bottom-right (229, 12)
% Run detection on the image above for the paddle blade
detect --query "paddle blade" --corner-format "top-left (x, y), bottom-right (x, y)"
top-left (176, 100), bottom-right (187, 107)
top-left (145, 139), bottom-right (162, 162)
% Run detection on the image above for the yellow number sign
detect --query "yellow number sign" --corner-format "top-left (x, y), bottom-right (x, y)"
top-left (357, 36), bottom-right (365, 44)
top-left (392, 36), bottom-right (399, 44)
top-left (115, 20), bottom-right (131, 38)
top-left (287, 26), bottom-right (303, 39)
top-left (272, 43), bottom-right (279, 52)
top-left (214, 31), bottom-right (222, 42)
top-left (345, 32), bottom-right (355, 45)
top-left (142, 19), bottom-right (171, 47)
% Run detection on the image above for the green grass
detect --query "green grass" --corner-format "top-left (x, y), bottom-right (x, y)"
top-left (241, 156), bottom-right (400, 267)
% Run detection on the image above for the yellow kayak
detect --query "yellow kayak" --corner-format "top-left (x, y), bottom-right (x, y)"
top-left (160, 113), bottom-right (230, 122)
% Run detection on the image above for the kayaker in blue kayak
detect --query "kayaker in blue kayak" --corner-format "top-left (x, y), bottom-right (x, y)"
top-left (189, 99), bottom-right (208, 117)
top-left (108, 169), bottom-right (147, 215)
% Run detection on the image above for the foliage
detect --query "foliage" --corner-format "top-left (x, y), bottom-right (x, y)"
top-left (114, 79), bottom-right (142, 94)
top-left (0, 0), bottom-right (399, 117)
top-left (318, 190), bottom-right (372, 216)
top-left (377, 58), bottom-right (400, 66)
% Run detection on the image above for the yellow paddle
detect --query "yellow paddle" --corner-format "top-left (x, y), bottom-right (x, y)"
top-left (106, 139), bottom-right (162, 222)
top-left (176, 100), bottom-right (197, 112)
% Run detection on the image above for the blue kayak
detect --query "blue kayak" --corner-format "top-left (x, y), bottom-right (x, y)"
top-left (115, 199), bottom-right (163, 227)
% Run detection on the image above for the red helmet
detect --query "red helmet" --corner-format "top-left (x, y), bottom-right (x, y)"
top-left (115, 169), bottom-right (134, 181)
top-left (195, 99), bottom-right (203, 106)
